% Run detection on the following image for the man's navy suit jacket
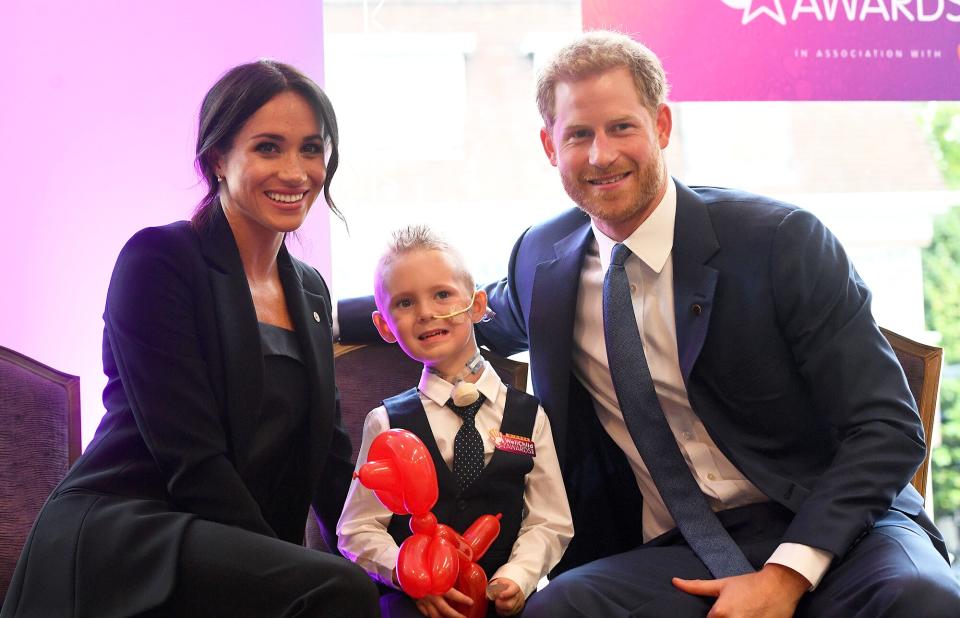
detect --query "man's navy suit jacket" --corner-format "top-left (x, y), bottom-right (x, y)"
top-left (475, 180), bottom-right (931, 573)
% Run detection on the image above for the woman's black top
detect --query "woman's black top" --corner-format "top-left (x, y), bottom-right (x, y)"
top-left (246, 322), bottom-right (311, 543)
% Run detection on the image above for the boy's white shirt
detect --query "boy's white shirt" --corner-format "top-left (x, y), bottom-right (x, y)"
top-left (336, 362), bottom-right (574, 597)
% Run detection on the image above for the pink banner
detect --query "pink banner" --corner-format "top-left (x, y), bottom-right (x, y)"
top-left (583, 0), bottom-right (960, 100)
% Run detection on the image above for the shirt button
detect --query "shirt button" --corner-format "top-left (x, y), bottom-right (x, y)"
top-left (682, 431), bottom-right (693, 441)
top-left (630, 284), bottom-right (638, 293)
top-left (707, 473), bottom-right (717, 481)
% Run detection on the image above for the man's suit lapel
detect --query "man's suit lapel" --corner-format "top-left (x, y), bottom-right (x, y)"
top-left (529, 222), bottom-right (592, 466)
top-left (672, 181), bottom-right (720, 385)
top-left (277, 248), bottom-right (336, 482)
top-left (199, 208), bottom-right (262, 474)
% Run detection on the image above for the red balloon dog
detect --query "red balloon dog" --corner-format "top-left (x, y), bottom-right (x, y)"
top-left (354, 428), bottom-right (501, 618)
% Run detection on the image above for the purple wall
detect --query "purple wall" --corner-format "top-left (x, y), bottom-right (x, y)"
top-left (0, 0), bottom-right (331, 445)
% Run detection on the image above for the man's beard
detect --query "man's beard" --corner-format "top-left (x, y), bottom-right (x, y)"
top-left (561, 154), bottom-right (665, 226)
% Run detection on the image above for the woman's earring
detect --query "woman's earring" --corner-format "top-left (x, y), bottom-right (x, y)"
top-left (216, 175), bottom-right (223, 183)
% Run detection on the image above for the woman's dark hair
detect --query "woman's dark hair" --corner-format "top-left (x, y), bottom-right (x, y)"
top-left (192, 59), bottom-right (342, 229)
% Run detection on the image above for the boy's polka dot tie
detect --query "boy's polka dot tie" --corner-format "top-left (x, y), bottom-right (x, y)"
top-left (447, 393), bottom-right (487, 491)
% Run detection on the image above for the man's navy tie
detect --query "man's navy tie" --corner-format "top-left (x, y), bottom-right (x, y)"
top-left (602, 242), bottom-right (753, 579)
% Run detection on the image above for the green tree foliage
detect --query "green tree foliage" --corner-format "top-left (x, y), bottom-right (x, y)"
top-left (932, 380), bottom-right (960, 516)
top-left (922, 102), bottom-right (960, 517)
top-left (926, 104), bottom-right (960, 190)
top-left (924, 207), bottom-right (960, 367)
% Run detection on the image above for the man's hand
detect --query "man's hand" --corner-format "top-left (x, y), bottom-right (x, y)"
top-left (489, 577), bottom-right (525, 616)
top-left (672, 563), bottom-right (809, 617)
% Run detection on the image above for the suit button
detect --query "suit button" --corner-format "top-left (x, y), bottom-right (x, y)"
top-left (691, 304), bottom-right (703, 315)
top-left (456, 499), bottom-right (468, 510)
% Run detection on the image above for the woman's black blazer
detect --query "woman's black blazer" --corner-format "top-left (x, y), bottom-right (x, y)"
top-left (1, 206), bottom-right (352, 618)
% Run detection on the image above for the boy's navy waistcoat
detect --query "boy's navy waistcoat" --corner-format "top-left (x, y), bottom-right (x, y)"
top-left (384, 385), bottom-right (539, 577)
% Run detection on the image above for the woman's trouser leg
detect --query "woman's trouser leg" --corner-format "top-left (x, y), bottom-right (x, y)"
top-left (153, 518), bottom-right (380, 617)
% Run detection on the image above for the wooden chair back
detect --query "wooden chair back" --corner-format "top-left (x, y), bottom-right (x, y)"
top-left (0, 345), bottom-right (81, 602)
top-left (880, 327), bottom-right (943, 500)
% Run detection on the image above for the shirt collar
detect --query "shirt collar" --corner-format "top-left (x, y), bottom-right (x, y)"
top-left (594, 177), bottom-right (677, 274)
top-left (418, 360), bottom-right (501, 407)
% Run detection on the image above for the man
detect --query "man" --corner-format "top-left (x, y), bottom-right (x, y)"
top-left (338, 30), bottom-right (960, 617)
top-left (468, 31), bottom-right (960, 616)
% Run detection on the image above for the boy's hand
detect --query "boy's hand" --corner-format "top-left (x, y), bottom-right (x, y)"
top-left (489, 578), bottom-right (525, 616)
top-left (414, 587), bottom-right (473, 618)
top-left (391, 568), bottom-right (473, 618)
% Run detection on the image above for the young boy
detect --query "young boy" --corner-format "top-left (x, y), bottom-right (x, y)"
top-left (337, 225), bottom-right (573, 618)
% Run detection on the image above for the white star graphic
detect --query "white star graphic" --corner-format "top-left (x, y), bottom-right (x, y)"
top-left (742, 0), bottom-right (787, 25)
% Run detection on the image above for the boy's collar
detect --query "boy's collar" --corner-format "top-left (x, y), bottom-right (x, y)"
top-left (418, 361), bottom-right (501, 407)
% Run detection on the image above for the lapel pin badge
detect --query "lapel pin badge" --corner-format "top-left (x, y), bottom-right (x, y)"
top-left (691, 304), bottom-right (703, 315)
top-left (313, 311), bottom-right (321, 323)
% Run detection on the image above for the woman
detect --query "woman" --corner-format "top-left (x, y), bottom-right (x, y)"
top-left (1, 61), bottom-right (379, 617)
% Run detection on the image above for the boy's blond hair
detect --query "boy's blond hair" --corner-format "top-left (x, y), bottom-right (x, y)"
top-left (536, 30), bottom-right (669, 130)
top-left (374, 224), bottom-right (476, 310)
